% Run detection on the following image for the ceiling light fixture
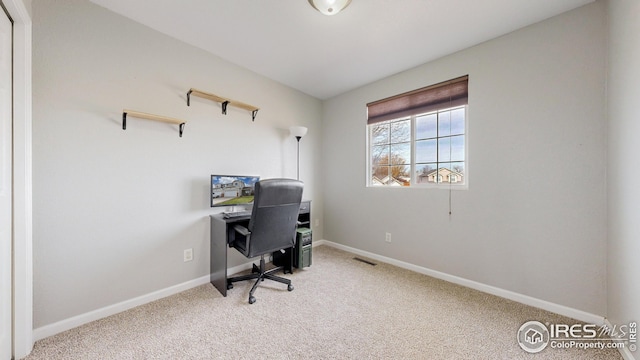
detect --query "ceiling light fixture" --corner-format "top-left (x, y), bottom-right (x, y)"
top-left (308, 0), bottom-right (352, 16)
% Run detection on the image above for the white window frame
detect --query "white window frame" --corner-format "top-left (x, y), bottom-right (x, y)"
top-left (367, 105), bottom-right (468, 190)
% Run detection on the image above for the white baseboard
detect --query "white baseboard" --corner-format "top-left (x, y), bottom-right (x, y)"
top-left (33, 275), bottom-right (210, 341)
top-left (320, 240), bottom-right (606, 326)
top-left (34, 239), bottom-right (613, 350)
top-left (32, 259), bottom-right (267, 342)
top-left (312, 239), bottom-right (328, 247)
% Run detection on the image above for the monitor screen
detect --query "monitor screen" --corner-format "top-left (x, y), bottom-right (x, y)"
top-left (210, 175), bottom-right (260, 207)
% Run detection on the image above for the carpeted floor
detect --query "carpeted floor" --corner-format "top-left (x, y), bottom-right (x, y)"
top-left (25, 245), bottom-right (622, 359)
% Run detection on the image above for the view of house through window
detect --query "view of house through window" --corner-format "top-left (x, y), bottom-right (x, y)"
top-left (369, 106), bottom-right (466, 187)
top-left (367, 76), bottom-right (468, 188)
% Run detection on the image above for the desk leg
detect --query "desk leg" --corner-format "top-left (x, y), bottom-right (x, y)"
top-left (285, 247), bottom-right (293, 274)
top-left (210, 216), bottom-right (228, 296)
top-left (273, 247), bottom-right (294, 274)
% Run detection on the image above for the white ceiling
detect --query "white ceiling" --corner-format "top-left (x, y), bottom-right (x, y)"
top-left (89, 0), bottom-right (594, 100)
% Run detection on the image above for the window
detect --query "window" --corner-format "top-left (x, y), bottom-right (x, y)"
top-left (367, 76), bottom-right (468, 188)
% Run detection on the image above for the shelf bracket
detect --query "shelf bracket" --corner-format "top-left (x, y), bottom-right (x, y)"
top-left (186, 89), bottom-right (193, 106)
top-left (251, 110), bottom-right (258, 121)
top-left (221, 101), bottom-right (230, 115)
top-left (122, 110), bottom-right (186, 137)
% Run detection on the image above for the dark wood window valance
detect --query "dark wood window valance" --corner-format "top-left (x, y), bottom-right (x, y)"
top-left (367, 75), bottom-right (469, 125)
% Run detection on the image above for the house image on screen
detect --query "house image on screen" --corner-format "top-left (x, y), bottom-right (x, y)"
top-left (212, 180), bottom-right (254, 199)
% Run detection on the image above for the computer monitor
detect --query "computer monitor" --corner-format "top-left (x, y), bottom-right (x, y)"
top-left (210, 175), bottom-right (260, 208)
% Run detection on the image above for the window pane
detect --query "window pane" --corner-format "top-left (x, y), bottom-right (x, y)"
top-left (390, 143), bottom-right (410, 165)
top-left (438, 110), bottom-right (451, 137)
top-left (438, 164), bottom-right (452, 184)
top-left (416, 139), bottom-right (437, 163)
top-left (416, 163), bottom-right (437, 184)
top-left (432, 163), bottom-right (466, 184)
top-left (416, 113), bottom-right (437, 139)
top-left (371, 123), bottom-right (389, 145)
top-left (450, 162), bottom-right (465, 183)
top-left (371, 165), bottom-right (389, 185)
top-left (450, 107), bottom-right (465, 135)
top-left (438, 137), bottom-right (451, 162)
top-left (390, 119), bottom-right (411, 143)
top-left (371, 145), bottom-right (389, 165)
top-left (450, 135), bottom-right (464, 161)
top-left (390, 165), bottom-right (410, 186)
top-left (437, 136), bottom-right (465, 162)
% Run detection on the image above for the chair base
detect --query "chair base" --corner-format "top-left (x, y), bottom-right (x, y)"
top-left (227, 255), bottom-right (294, 304)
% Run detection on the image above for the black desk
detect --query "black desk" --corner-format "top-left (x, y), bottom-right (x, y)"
top-left (209, 201), bottom-right (311, 297)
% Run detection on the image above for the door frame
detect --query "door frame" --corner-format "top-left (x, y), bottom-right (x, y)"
top-left (1, 4), bottom-right (13, 359)
top-left (1, 0), bottom-right (31, 358)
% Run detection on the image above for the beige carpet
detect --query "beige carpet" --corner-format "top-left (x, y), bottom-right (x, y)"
top-left (25, 246), bottom-right (622, 359)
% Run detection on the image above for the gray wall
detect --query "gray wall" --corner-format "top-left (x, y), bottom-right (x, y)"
top-left (322, 2), bottom-right (607, 315)
top-left (607, 0), bottom-right (640, 333)
top-left (32, 0), bottom-right (322, 328)
top-left (33, 0), bottom-right (628, 334)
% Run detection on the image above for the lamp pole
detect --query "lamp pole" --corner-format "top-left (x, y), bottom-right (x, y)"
top-left (295, 136), bottom-right (302, 180)
top-left (290, 126), bottom-right (308, 181)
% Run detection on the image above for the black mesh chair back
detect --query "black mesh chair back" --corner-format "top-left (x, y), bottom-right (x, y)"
top-left (243, 179), bottom-right (303, 258)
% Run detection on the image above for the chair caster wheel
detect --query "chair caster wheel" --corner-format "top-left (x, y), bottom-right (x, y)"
top-left (227, 283), bottom-right (233, 290)
top-left (248, 296), bottom-right (256, 304)
top-left (288, 284), bottom-right (294, 291)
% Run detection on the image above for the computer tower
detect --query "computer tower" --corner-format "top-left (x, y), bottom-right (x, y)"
top-left (272, 247), bottom-right (293, 273)
top-left (294, 227), bottom-right (312, 268)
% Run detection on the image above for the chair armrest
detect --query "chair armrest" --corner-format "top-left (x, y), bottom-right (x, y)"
top-left (233, 225), bottom-right (251, 236)
top-left (232, 225), bottom-right (252, 254)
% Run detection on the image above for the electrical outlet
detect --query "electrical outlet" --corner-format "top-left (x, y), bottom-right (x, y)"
top-left (184, 248), bottom-right (193, 262)
top-left (385, 232), bottom-right (392, 243)
top-left (315, 219), bottom-right (319, 227)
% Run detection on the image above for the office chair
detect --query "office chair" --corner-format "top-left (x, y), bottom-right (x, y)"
top-left (226, 178), bottom-right (303, 304)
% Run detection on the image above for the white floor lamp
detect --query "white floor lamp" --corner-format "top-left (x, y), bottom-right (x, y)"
top-left (290, 126), bottom-right (308, 180)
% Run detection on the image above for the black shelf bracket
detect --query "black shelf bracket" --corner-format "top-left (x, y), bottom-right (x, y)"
top-left (221, 101), bottom-right (230, 115)
top-left (251, 110), bottom-right (258, 121)
top-left (186, 89), bottom-right (193, 106)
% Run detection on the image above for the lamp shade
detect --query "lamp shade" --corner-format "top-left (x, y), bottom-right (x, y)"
top-left (308, 0), bottom-right (352, 16)
top-left (290, 126), bottom-right (308, 139)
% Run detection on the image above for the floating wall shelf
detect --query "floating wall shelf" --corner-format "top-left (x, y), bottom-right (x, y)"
top-left (122, 110), bottom-right (186, 137)
top-left (186, 88), bottom-right (259, 121)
